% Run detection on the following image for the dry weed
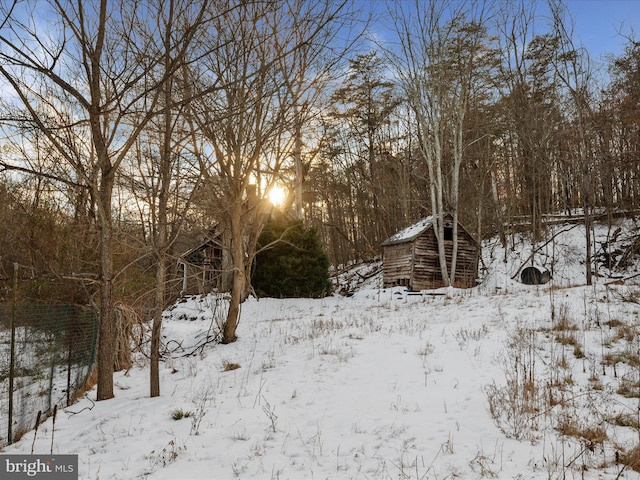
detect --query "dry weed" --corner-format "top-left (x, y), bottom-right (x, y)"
top-left (222, 361), bottom-right (241, 372)
top-left (621, 444), bottom-right (640, 472)
top-left (557, 419), bottom-right (608, 450)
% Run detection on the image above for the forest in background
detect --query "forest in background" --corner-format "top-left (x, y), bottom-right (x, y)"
top-left (0, 0), bottom-right (639, 400)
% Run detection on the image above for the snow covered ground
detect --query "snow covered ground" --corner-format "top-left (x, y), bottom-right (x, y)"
top-left (5, 218), bottom-right (640, 479)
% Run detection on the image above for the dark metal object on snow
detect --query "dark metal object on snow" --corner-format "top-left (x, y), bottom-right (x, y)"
top-left (521, 266), bottom-right (551, 285)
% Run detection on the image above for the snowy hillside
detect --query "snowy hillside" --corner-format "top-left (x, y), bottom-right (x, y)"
top-left (5, 218), bottom-right (640, 479)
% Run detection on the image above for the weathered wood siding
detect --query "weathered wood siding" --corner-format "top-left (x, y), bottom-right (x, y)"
top-left (412, 228), bottom-right (479, 289)
top-left (382, 242), bottom-right (414, 287)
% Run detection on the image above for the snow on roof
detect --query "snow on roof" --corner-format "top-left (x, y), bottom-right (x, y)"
top-left (381, 215), bottom-right (435, 245)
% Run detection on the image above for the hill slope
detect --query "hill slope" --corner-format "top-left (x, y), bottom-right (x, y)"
top-left (5, 219), bottom-right (640, 479)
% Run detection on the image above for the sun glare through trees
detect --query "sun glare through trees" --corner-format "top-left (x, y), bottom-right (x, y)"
top-left (268, 185), bottom-right (286, 207)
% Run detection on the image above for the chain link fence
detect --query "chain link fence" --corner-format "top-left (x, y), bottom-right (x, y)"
top-left (0, 303), bottom-right (98, 447)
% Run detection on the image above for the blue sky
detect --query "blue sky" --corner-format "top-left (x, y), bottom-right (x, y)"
top-left (362, 0), bottom-right (638, 62)
top-left (564, 0), bottom-right (639, 59)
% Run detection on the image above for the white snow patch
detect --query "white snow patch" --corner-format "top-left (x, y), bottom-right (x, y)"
top-left (4, 219), bottom-right (640, 479)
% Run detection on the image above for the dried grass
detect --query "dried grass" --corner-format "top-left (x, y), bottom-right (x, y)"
top-left (222, 361), bottom-right (241, 372)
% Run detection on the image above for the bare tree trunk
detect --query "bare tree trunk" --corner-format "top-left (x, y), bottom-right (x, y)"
top-left (92, 0), bottom-right (115, 401)
top-left (96, 171), bottom-right (115, 400)
top-left (450, 115), bottom-right (463, 286)
top-left (150, 73), bottom-right (172, 398)
top-left (223, 202), bottom-right (245, 344)
top-left (150, 0), bottom-right (174, 399)
top-left (491, 168), bottom-right (507, 249)
top-left (150, 254), bottom-right (166, 397)
top-left (293, 104), bottom-right (304, 219)
top-left (433, 127), bottom-right (450, 287)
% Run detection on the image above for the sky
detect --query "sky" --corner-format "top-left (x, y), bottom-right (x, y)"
top-left (563, 0), bottom-right (639, 60)
top-left (361, 0), bottom-right (639, 70)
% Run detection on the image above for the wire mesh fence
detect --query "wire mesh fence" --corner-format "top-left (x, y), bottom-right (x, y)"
top-left (0, 304), bottom-right (98, 447)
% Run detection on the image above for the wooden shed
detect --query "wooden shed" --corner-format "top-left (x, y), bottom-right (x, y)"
top-left (178, 228), bottom-right (232, 295)
top-left (381, 214), bottom-right (480, 290)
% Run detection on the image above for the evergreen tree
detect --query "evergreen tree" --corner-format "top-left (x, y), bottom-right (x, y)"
top-left (253, 215), bottom-right (332, 298)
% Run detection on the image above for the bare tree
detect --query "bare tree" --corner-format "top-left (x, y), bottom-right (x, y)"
top-left (187, 0), bottom-right (353, 344)
top-left (548, 0), bottom-right (595, 285)
top-left (187, 2), bottom-right (283, 344)
top-left (115, 0), bottom-right (210, 397)
top-left (0, 0), bottom-right (206, 400)
top-left (149, 0), bottom-right (211, 398)
top-left (493, 0), bottom-right (565, 247)
top-left (273, 0), bottom-right (359, 220)
top-left (600, 38), bottom-right (640, 213)
top-left (325, 51), bottom-right (403, 251)
top-left (389, 0), bottom-right (494, 286)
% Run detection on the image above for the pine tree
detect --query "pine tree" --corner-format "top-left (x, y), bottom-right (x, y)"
top-left (253, 216), bottom-right (332, 298)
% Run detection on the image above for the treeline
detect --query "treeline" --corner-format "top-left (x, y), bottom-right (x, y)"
top-left (0, 0), bottom-right (638, 400)
top-left (308, 3), bottom-right (640, 271)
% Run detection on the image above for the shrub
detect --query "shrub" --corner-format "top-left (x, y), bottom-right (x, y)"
top-left (252, 215), bottom-right (332, 298)
top-left (171, 408), bottom-right (193, 420)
